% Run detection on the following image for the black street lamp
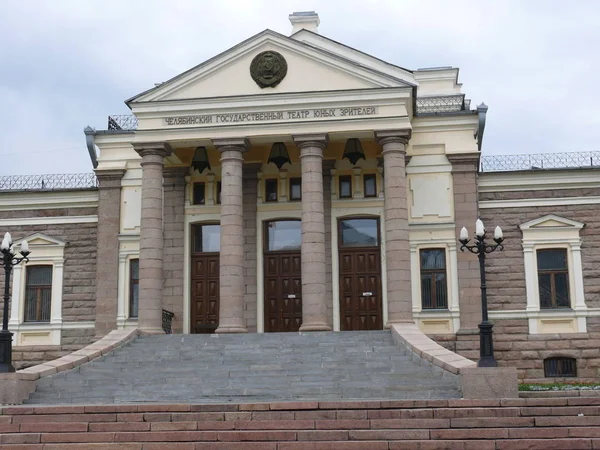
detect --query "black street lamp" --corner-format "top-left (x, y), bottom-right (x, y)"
top-left (459, 219), bottom-right (504, 368)
top-left (0, 232), bottom-right (30, 373)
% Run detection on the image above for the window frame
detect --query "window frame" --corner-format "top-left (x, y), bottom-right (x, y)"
top-left (289, 177), bottom-right (302, 201)
top-left (192, 182), bottom-right (206, 205)
top-left (192, 222), bottom-right (221, 254)
top-left (419, 248), bottom-right (448, 310)
top-left (265, 179), bottom-right (278, 202)
top-left (338, 175), bottom-right (352, 199)
top-left (537, 248), bottom-right (570, 309)
top-left (519, 215), bottom-right (586, 334)
top-left (8, 234), bottom-right (65, 346)
top-left (264, 219), bottom-right (302, 253)
top-left (338, 217), bottom-right (380, 248)
top-left (129, 258), bottom-right (139, 319)
top-left (24, 265), bottom-right (53, 323)
top-left (363, 174), bottom-right (377, 198)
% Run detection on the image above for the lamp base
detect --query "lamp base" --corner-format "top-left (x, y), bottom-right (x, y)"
top-left (478, 321), bottom-right (497, 368)
top-left (0, 330), bottom-right (15, 373)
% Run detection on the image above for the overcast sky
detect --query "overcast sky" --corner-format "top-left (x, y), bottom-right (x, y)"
top-left (1, 0), bottom-right (598, 175)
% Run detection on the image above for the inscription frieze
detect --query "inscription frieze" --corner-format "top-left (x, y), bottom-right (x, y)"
top-left (163, 106), bottom-right (378, 126)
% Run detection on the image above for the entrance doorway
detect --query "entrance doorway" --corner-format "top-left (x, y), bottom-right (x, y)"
top-left (338, 217), bottom-right (383, 330)
top-left (190, 223), bottom-right (220, 334)
top-left (264, 220), bottom-right (302, 332)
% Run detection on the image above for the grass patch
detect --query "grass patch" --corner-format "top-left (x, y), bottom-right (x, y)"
top-left (519, 382), bottom-right (600, 391)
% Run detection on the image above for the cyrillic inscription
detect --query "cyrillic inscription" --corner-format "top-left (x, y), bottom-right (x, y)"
top-left (164, 107), bottom-right (378, 126)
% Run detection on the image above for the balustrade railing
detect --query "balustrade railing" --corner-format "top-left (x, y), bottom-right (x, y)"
top-left (415, 95), bottom-right (467, 114)
top-left (0, 173), bottom-right (98, 191)
top-left (480, 151), bottom-right (600, 172)
top-left (108, 115), bottom-right (138, 131)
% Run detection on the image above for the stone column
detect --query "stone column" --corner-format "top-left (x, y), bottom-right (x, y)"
top-left (376, 130), bottom-right (412, 325)
top-left (447, 153), bottom-right (481, 331)
top-left (93, 169), bottom-right (125, 337)
top-left (162, 166), bottom-right (188, 334)
top-left (214, 138), bottom-right (248, 333)
top-left (134, 143), bottom-right (172, 334)
top-left (295, 134), bottom-right (331, 331)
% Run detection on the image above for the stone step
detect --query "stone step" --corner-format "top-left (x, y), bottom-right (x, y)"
top-left (5, 398), bottom-right (600, 448)
top-left (26, 331), bottom-right (461, 404)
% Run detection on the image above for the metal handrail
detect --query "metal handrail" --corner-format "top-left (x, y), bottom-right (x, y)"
top-left (162, 309), bottom-right (174, 334)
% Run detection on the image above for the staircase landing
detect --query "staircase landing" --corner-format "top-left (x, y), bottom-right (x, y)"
top-left (26, 331), bottom-right (461, 405)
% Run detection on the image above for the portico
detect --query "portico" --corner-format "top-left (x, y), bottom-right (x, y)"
top-left (130, 125), bottom-right (413, 334)
top-left (89, 13), bottom-right (481, 337)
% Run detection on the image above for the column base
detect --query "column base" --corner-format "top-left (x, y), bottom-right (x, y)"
top-left (215, 325), bottom-right (248, 334)
top-left (299, 323), bottom-right (332, 332)
top-left (138, 327), bottom-right (165, 336)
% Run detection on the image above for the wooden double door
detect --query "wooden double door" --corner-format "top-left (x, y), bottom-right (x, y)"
top-left (264, 252), bottom-right (302, 332)
top-left (338, 218), bottom-right (383, 331)
top-left (190, 224), bottom-right (220, 334)
top-left (263, 220), bottom-right (302, 332)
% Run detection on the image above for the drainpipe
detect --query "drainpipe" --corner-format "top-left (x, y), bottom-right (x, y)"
top-left (476, 103), bottom-right (488, 152)
top-left (84, 126), bottom-right (98, 169)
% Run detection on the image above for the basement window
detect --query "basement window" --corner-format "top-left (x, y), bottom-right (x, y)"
top-left (544, 357), bottom-right (577, 377)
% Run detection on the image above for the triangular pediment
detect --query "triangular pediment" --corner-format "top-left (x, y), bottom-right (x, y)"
top-left (128, 30), bottom-right (414, 103)
top-left (14, 233), bottom-right (65, 247)
top-left (520, 215), bottom-right (585, 230)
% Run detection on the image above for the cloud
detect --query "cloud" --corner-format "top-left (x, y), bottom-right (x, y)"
top-left (0, 0), bottom-right (598, 174)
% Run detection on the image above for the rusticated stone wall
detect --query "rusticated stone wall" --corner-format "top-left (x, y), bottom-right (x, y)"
top-left (243, 165), bottom-right (259, 332)
top-left (481, 190), bottom-right (600, 310)
top-left (162, 168), bottom-right (187, 334)
top-left (0, 205), bottom-right (99, 368)
top-left (434, 184), bottom-right (600, 382)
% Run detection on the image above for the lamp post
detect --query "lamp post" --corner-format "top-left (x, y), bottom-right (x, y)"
top-left (459, 219), bottom-right (504, 367)
top-left (0, 232), bottom-right (30, 373)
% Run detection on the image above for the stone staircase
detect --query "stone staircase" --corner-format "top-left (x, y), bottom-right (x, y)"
top-left (25, 331), bottom-right (461, 405)
top-left (2, 398), bottom-right (600, 449)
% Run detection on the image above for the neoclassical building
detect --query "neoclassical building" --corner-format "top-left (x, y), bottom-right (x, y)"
top-left (2, 12), bottom-right (599, 382)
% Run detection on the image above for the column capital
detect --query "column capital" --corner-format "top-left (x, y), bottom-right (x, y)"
top-left (293, 134), bottom-right (329, 150)
top-left (375, 130), bottom-right (411, 148)
top-left (212, 138), bottom-right (249, 152)
top-left (446, 152), bottom-right (480, 173)
top-left (133, 142), bottom-right (172, 158)
top-left (95, 169), bottom-right (125, 189)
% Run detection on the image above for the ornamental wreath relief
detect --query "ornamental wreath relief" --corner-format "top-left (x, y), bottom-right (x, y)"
top-left (250, 51), bottom-right (288, 88)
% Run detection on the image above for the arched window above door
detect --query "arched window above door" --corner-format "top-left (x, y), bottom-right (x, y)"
top-left (265, 220), bottom-right (301, 252)
top-left (339, 218), bottom-right (379, 247)
top-left (192, 223), bottom-right (220, 253)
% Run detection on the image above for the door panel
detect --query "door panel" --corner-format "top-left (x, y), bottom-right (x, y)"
top-left (339, 248), bottom-right (383, 331)
top-left (264, 252), bottom-right (302, 332)
top-left (191, 254), bottom-right (219, 334)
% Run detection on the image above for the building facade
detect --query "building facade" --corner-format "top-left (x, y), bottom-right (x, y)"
top-left (2, 12), bottom-right (599, 382)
